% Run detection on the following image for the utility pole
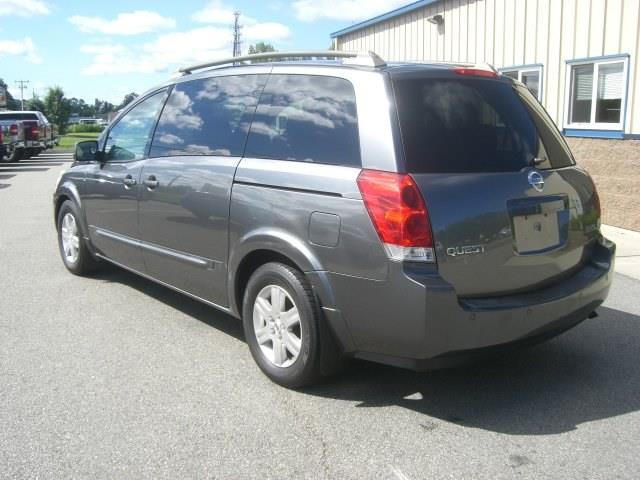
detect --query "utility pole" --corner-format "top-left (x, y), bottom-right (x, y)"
top-left (232, 11), bottom-right (242, 58)
top-left (14, 80), bottom-right (29, 110)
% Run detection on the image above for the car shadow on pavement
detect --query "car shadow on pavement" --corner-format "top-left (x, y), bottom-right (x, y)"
top-left (87, 265), bottom-right (640, 435)
top-left (305, 306), bottom-right (640, 435)
top-left (92, 266), bottom-right (245, 342)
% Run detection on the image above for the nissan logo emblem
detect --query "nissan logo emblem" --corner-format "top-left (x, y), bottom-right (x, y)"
top-left (528, 171), bottom-right (545, 192)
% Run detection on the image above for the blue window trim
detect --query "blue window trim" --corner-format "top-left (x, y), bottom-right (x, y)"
top-left (564, 54), bottom-right (631, 135)
top-left (330, 0), bottom-right (441, 38)
top-left (499, 63), bottom-right (544, 71)
top-left (566, 53), bottom-right (630, 64)
top-left (563, 129), bottom-right (624, 139)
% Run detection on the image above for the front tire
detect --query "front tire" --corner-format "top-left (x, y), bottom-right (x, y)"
top-left (56, 200), bottom-right (99, 275)
top-left (242, 262), bottom-right (323, 388)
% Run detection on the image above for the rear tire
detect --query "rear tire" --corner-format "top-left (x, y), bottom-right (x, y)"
top-left (242, 262), bottom-right (324, 388)
top-left (56, 200), bottom-right (100, 276)
top-left (2, 148), bottom-right (22, 163)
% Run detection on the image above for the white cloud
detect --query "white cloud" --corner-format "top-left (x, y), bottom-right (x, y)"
top-left (0, 0), bottom-right (49, 17)
top-left (244, 22), bottom-right (290, 41)
top-left (191, 0), bottom-right (256, 25)
top-left (80, 27), bottom-right (230, 76)
top-left (80, 21), bottom-right (291, 76)
top-left (0, 37), bottom-right (42, 63)
top-left (293, 0), bottom-right (407, 22)
top-left (69, 10), bottom-right (176, 36)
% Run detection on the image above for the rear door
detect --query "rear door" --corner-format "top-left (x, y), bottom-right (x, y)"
top-left (392, 72), bottom-right (600, 296)
top-left (137, 74), bottom-right (267, 306)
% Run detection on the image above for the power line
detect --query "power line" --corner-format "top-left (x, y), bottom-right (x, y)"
top-left (232, 11), bottom-right (242, 58)
top-left (14, 79), bottom-right (29, 111)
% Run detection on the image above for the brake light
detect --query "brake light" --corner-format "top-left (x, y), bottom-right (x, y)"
top-left (357, 170), bottom-right (435, 263)
top-left (453, 67), bottom-right (497, 78)
top-left (9, 124), bottom-right (18, 136)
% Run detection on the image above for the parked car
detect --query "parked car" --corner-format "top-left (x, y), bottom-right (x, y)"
top-left (53, 51), bottom-right (614, 388)
top-left (0, 120), bottom-right (26, 163)
top-left (0, 125), bottom-right (7, 160)
top-left (0, 111), bottom-right (49, 158)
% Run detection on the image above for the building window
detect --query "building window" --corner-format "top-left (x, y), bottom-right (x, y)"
top-left (501, 65), bottom-right (543, 100)
top-left (565, 56), bottom-right (629, 131)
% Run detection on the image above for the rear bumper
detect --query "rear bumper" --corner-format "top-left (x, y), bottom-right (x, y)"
top-left (318, 237), bottom-right (615, 370)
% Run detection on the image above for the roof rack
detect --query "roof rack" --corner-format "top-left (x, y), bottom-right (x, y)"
top-left (178, 50), bottom-right (386, 74)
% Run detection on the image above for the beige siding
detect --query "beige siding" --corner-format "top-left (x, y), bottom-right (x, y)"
top-left (336, 0), bottom-right (640, 135)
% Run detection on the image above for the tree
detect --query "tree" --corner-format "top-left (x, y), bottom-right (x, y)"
top-left (68, 97), bottom-right (95, 117)
top-left (44, 86), bottom-right (71, 133)
top-left (117, 92), bottom-right (138, 111)
top-left (248, 42), bottom-right (276, 55)
top-left (93, 98), bottom-right (115, 115)
top-left (0, 78), bottom-right (21, 110)
top-left (25, 95), bottom-right (46, 113)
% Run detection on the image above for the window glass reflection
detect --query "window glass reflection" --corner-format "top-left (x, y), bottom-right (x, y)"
top-left (106, 91), bottom-right (167, 162)
top-left (150, 75), bottom-right (267, 157)
top-left (245, 75), bottom-right (361, 167)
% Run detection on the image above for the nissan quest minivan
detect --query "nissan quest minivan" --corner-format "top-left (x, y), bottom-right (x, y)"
top-left (54, 51), bottom-right (614, 387)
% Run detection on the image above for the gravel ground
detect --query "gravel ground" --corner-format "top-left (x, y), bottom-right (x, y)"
top-left (1, 153), bottom-right (639, 479)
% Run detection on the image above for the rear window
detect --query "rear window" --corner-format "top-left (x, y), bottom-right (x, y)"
top-left (393, 77), bottom-right (573, 173)
top-left (0, 113), bottom-right (38, 121)
top-left (244, 74), bottom-right (360, 167)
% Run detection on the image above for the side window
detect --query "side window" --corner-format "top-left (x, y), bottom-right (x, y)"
top-left (150, 75), bottom-right (267, 157)
top-left (105, 90), bottom-right (167, 162)
top-left (245, 74), bottom-right (360, 167)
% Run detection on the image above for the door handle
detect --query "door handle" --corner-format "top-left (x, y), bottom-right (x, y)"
top-left (144, 175), bottom-right (159, 189)
top-left (123, 175), bottom-right (137, 188)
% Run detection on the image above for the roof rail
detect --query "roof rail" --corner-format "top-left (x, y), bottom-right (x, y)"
top-left (178, 50), bottom-right (386, 74)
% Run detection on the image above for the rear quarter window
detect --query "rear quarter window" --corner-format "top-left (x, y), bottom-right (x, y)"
top-left (393, 76), bottom-right (573, 173)
top-left (244, 74), bottom-right (361, 167)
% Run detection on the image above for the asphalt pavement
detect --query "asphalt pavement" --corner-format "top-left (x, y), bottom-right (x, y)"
top-left (1, 152), bottom-right (639, 479)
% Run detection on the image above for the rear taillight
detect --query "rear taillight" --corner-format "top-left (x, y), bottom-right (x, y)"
top-left (9, 124), bottom-right (18, 136)
top-left (357, 170), bottom-right (435, 263)
top-left (453, 67), bottom-right (497, 78)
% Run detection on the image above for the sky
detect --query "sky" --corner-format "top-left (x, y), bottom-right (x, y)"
top-left (0, 0), bottom-right (409, 105)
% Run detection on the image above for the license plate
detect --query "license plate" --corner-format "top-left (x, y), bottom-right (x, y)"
top-left (509, 197), bottom-right (567, 254)
top-left (513, 212), bottom-right (560, 253)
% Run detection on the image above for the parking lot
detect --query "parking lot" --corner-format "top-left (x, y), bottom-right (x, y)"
top-left (1, 152), bottom-right (640, 479)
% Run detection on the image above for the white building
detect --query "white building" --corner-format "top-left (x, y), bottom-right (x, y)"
top-left (332, 0), bottom-right (640, 140)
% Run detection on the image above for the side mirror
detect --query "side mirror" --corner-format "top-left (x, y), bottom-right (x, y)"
top-left (74, 140), bottom-right (102, 162)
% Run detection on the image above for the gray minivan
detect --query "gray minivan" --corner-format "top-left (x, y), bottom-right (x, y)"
top-left (54, 51), bottom-right (614, 387)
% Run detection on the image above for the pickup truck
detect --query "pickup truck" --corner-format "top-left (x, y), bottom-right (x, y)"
top-left (0, 121), bottom-right (26, 163)
top-left (0, 111), bottom-right (57, 158)
top-left (0, 125), bottom-right (7, 160)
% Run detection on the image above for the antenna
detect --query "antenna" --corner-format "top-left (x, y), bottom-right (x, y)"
top-left (232, 11), bottom-right (242, 58)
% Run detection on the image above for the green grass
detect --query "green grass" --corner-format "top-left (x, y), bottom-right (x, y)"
top-left (55, 132), bottom-right (100, 150)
